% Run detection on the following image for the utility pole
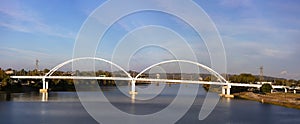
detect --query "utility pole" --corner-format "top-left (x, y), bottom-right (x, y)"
top-left (259, 66), bottom-right (264, 83)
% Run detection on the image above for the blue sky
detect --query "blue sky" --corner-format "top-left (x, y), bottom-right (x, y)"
top-left (0, 0), bottom-right (299, 80)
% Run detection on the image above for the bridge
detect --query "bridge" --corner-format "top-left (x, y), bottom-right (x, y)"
top-left (10, 57), bottom-right (291, 98)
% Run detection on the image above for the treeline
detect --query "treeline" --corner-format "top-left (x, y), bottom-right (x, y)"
top-left (228, 73), bottom-right (300, 87)
top-left (0, 68), bottom-right (125, 92)
top-left (202, 73), bottom-right (300, 87)
top-left (202, 73), bottom-right (300, 94)
top-left (1, 68), bottom-right (300, 93)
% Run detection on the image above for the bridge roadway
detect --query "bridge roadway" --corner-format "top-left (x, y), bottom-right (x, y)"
top-left (11, 76), bottom-right (289, 97)
top-left (12, 76), bottom-right (228, 85)
top-left (10, 76), bottom-right (288, 92)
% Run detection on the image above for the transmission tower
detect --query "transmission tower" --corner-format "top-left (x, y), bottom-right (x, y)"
top-left (259, 66), bottom-right (264, 82)
top-left (35, 59), bottom-right (39, 72)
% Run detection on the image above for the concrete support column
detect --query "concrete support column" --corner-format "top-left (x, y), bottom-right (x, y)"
top-left (294, 90), bottom-right (296, 94)
top-left (46, 81), bottom-right (48, 89)
top-left (129, 80), bottom-right (137, 95)
top-left (222, 86), bottom-right (226, 95)
top-left (284, 88), bottom-right (287, 93)
top-left (131, 80), bottom-right (135, 93)
top-left (42, 78), bottom-right (46, 89)
top-left (226, 85), bottom-right (231, 95)
top-left (40, 78), bottom-right (47, 93)
top-left (223, 84), bottom-right (234, 98)
top-left (41, 92), bottom-right (48, 102)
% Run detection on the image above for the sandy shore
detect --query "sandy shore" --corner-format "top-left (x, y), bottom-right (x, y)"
top-left (234, 92), bottom-right (300, 109)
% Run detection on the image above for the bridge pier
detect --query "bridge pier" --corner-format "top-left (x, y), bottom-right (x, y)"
top-left (226, 85), bottom-right (231, 96)
top-left (42, 78), bottom-right (45, 90)
top-left (39, 89), bottom-right (48, 93)
top-left (220, 85), bottom-right (234, 98)
top-left (46, 81), bottom-right (49, 89)
top-left (284, 88), bottom-right (287, 93)
top-left (222, 86), bottom-right (226, 95)
top-left (40, 78), bottom-right (48, 93)
top-left (41, 92), bottom-right (48, 102)
top-left (129, 80), bottom-right (138, 95)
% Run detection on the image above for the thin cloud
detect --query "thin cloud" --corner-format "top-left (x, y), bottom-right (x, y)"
top-left (0, 47), bottom-right (52, 58)
top-left (280, 70), bottom-right (288, 75)
top-left (279, 71), bottom-right (300, 80)
top-left (0, 22), bottom-right (31, 33)
top-left (219, 0), bottom-right (253, 7)
top-left (262, 48), bottom-right (291, 58)
top-left (0, 1), bottom-right (75, 39)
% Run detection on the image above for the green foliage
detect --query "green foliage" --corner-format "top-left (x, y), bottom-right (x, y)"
top-left (274, 79), bottom-right (285, 85)
top-left (229, 73), bottom-right (257, 83)
top-left (1, 78), bottom-right (23, 92)
top-left (260, 84), bottom-right (272, 93)
top-left (43, 69), bottom-right (50, 73)
top-left (202, 84), bottom-right (210, 91)
top-left (1, 76), bottom-right (12, 87)
top-left (231, 86), bottom-right (249, 93)
top-left (50, 80), bottom-right (75, 91)
top-left (0, 69), bottom-right (8, 83)
top-left (203, 76), bottom-right (211, 81)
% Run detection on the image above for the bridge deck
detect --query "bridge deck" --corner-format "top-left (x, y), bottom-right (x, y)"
top-left (10, 76), bottom-right (288, 88)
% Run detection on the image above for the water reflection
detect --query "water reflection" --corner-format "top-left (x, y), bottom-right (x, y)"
top-left (6, 92), bottom-right (11, 101)
top-left (226, 98), bottom-right (231, 103)
top-left (131, 94), bottom-right (136, 103)
top-left (41, 92), bottom-right (48, 102)
top-left (0, 92), bottom-right (11, 101)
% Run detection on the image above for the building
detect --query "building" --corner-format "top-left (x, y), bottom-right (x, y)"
top-left (257, 81), bottom-right (273, 85)
top-left (5, 70), bottom-right (14, 75)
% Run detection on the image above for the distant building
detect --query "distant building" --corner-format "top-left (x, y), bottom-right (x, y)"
top-left (5, 70), bottom-right (14, 75)
top-left (257, 82), bottom-right (273, 85)
top-left (198, 76), bottom-right (203, 81)
top-left (156, 74), bottom-right (160, 79)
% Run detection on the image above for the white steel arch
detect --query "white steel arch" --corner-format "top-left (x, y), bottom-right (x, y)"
top-left (44, 57), bottom-right (132, 78)
top-left (134, 59), bottom-right (227, 83)
top-left (42, 57), bottom-right (133, 90)
top-left (40, 58), bottom-right (228, 92)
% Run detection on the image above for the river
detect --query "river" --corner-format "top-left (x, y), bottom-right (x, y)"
top-left (0, 84), bottom-right (299, 124)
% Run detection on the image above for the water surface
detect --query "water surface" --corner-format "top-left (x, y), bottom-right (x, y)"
top-left (0, 84), bottom-right (299, 124)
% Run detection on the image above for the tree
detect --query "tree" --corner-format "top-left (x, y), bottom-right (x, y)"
top-left (43, 69), bottom-right (50, 74)
top-left (1, 77), bottom-right (10, 87)
top-left (260, 84), bottom-right (272, 93)
top-left (229, 73), bottom-right (257, 83)
top-left (274, 79), bottom-right (284, 85)
top-left (202, 84), bottom-right (210, 91)
top-left (0, 69), bottom-right (7, 81)
top-left (203, 76), bottom-right (211, 81)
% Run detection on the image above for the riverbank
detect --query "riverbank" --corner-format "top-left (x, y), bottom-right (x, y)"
top-left (234, 92), bottom-right (300, 109)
